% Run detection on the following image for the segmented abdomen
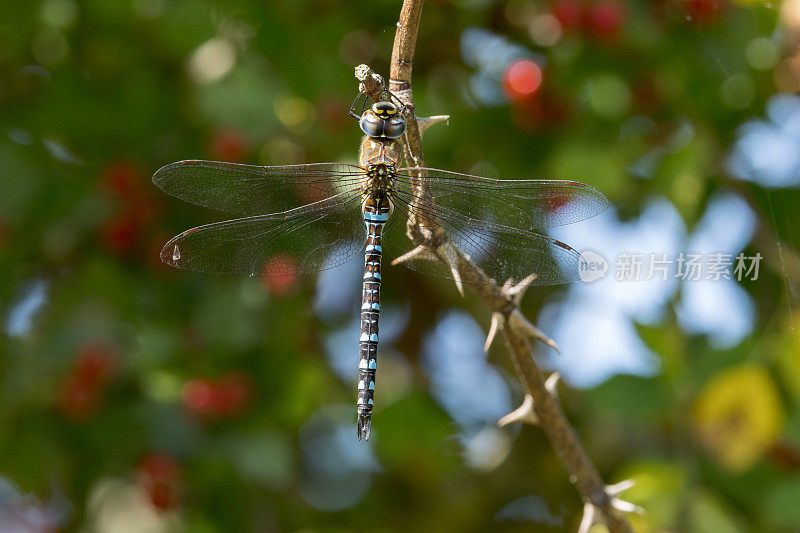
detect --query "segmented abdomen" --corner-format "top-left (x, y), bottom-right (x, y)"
top-left (356, 194), bottom-right (391, 440)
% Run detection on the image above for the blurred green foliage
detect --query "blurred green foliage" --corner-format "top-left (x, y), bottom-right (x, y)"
top-left (1, 0), bottom-right (800, 531)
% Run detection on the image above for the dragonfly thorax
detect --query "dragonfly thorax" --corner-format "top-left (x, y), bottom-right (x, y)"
top-left (359, 133), bottom-right (402, 170)
top-left (363, 163), bottom-right (396, 194)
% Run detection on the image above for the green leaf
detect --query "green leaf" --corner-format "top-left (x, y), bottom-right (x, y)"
top-left (762, 477), bottom-right (800, 528)
top-left (584, 374), bottom-right (671, 422)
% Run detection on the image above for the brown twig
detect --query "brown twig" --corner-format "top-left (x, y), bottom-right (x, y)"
top-left (355, 1), bottom-right (637, 531)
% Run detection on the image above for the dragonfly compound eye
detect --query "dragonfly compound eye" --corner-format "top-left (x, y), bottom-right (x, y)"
top-left (358, 102), bottom-right (406, 139)
top-left (359, 110), bottom-right (383, 138)
top-left (359, 109), bottom-right (406, 139)
top-left (382, 114), bottom-right (406, 139)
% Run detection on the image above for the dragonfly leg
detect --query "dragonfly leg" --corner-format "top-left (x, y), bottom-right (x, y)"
top-left (349, 91), bottom-right (365, 120)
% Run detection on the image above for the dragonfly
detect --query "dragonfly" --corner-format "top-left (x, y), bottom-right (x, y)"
top-left (153, 90), bottom-right (609, 440)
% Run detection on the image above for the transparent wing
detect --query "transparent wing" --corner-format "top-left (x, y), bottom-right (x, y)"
top-left (387, 190), bottom-right (583, 286)
top-left (161, 191), bottom-right (365, 276)
top-left (153, 160), bottom-right (364, 216)
top-left (393, 167), bottom-right (608, 229)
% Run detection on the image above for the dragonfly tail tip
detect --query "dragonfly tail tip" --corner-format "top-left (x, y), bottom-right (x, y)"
top-left (357, 413), bottom-right (372, 441)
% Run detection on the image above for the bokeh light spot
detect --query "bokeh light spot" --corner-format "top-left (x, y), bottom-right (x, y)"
top-left (586, 74), bottom-right (631, 119)
top-left (745, 37), bottom-right (779, 71)
top-left (188, 38), bottom-right (236, 84)
top-left (527, 14), bottom-right (562, 47)
top-left (40, 0), bottom-right (78, 29)
top-left (502, 59), bottom-right (542, 100)
top-left (274, 95), bottom-right (315, 133)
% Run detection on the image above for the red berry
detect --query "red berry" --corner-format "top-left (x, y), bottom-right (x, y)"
top-left (587, 1), bottom-right (626, 40)
top-left (56, 343), bottom-right (118, 421)
top-left (74, 343), bottom-right (116, 388)
top-left (100, 212), bottom-right (143, 255)
top-left (182, 374), bottom-right (252, 418)
top-left (148, 484), bottom-right (174, 511)
top-left (209, 128), bottom-right (248, 162)
top-left (97, 160), bottom-right (161, 258)
top-left (215, 373), bottom-right (251, 416)
top-left (139, 453), bottom-right (179, 482)
top-left (683, 0), bottom-right (725, 25)
top-left (261, 253), bottom-right (299, 295)
top-left (99, 161), bottom-right (143, 198)
top-left (182, 379), bottom-right (215, 415)
top-left (138, 453), bottom-right (180, 511)
top-left (502, 59), bottom-right (543, 101)
top-left (551, 0), bottom-right (585, 31)
top-left (57, 378), bottom-right (101, 421)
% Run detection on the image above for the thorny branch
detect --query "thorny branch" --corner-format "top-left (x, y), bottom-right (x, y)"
top-left (354, 1), bottom-right (637, 531)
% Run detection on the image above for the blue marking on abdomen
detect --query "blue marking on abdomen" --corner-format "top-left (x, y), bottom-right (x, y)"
top-left (364, 212), bottom-right (389, 222)
top-left (357, 197), bottom-right (391, 440)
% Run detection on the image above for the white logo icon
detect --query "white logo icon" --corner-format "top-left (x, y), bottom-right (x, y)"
top-left (578, 250), bottom-right (608, 283)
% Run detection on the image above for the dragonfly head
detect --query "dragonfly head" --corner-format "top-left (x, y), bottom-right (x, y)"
top-left (359, 101), bottom-right (406, 139)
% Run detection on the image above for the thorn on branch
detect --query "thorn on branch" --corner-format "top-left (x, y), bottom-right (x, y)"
top-left (506, 309), bottom-right (559, 353)
top-left (440, 243), bottom-right (464, 296)
top-left (606, 479), bottom-right (635, 497)
top-left (498, 394), bottom-right (538, 426)
top-left (545, 371), bottom-right (561, 395)
top-left (484, 312), bottom-right (503, 352)
top-left (503, 273), bottom-right (538, 305)
top-left (391, 245), bottom-right (437, 265)
top-left (578, 503), bottom-right (598, 533)
top-left (497, 372), bottom-right (560, 427)
top-left (391, 242), bottom-right (463, 296)
top-left (417, 114), bottom-right (450, 136)
top-left (606, 479), bottom-right (644, 515)
top-left (610, 498), bottom-right (644, 515)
